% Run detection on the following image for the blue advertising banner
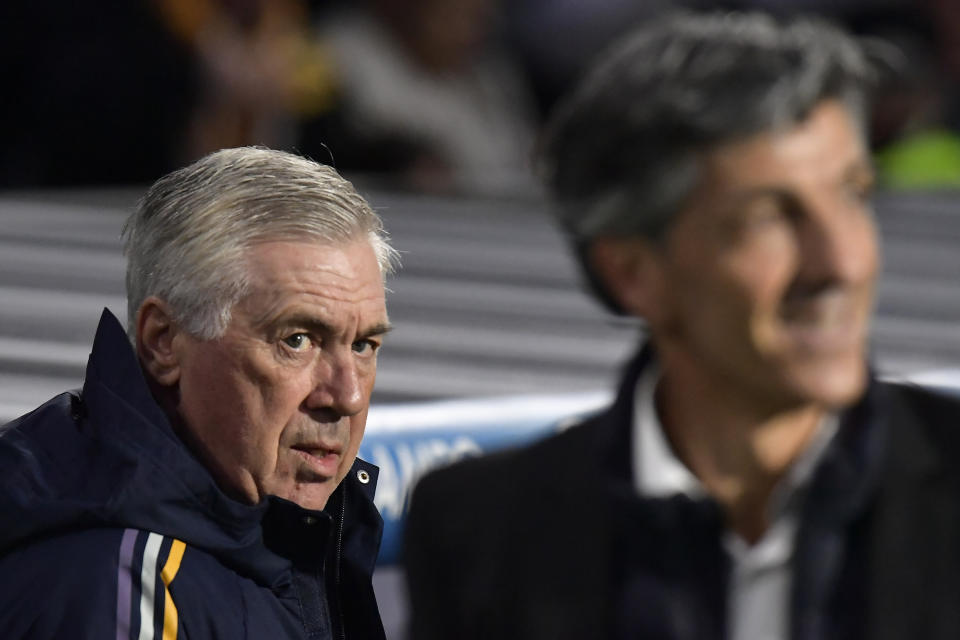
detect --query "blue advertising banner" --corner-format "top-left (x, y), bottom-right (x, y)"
top-left (360, 391), bottom-right (611, 564)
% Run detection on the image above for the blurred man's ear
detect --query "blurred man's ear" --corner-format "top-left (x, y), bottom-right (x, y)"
top-left (588, 237), bottom-right (667, 323)
top-left (136, 297), bottom-right (182, 387)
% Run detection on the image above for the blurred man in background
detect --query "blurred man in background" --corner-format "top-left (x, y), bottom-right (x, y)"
top-left (0, 147), bottom-right (397, 639)
top-left (311, 0), bottom-right (538, 195)
top-left (404, 12), bottom-right (960, 640)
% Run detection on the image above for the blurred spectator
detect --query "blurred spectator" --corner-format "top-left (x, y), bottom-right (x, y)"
top-left (304, 0), bottom-right (539, 195)
top-left (4, 0), bottom-right (956, 191)
top-left (866, 19), bottom-right (960, 188)
top-left (0, 0), bottom-right (335, 187)
top-left (930, 0), bottom-right (960, 131)
top-left (501, 0), bottom-right (702, 118)
top-left (158, 0), bottom-right (338, 158)
top-left (0, 0), bottom-right (196, 187)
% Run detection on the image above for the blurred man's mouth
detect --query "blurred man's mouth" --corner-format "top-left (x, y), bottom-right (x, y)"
top-left (780, 290), bottom-right (867, 354)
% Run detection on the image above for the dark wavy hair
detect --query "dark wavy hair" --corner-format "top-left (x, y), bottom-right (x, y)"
top-left (538, 11), bottom-right (874, 311)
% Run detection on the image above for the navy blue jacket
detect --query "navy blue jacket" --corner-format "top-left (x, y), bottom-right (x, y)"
top-left (0, 310), bottom-right (385, 639)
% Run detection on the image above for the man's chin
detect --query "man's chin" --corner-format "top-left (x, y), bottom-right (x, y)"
top-left (273, 477), bottom-right (339, 512)
top-left (786, 357), bottom-right (869, 410)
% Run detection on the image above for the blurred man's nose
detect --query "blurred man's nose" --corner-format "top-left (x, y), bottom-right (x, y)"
top-left (796, 194), bottom-right (878, 286)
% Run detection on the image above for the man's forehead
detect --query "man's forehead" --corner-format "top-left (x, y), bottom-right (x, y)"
top-left (704, 101), bottom-right (868, 182)
top-left (246, 237), bottom-right (378, 273)
top-left (237, 239), bottom-right (387, 325)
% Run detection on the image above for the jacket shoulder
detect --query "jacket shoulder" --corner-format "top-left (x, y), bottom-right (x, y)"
top-left (0, 526), bottom-right (261, 640)
top-left (1, 391), bottom-right (78, 436)
top-left (403, 415), bottom-right (612, 640)
top-left (883, 382), bottom-right (960, 448)
top-left (884, 381), bottom-right (960, 415)
top-left (413, 415), bottom-right (603, 502)
top-left (405, 414), bottom-right (606, 560)
top-left (0, 528), bottom-right (135, 638)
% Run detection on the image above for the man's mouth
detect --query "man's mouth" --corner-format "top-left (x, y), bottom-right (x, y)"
top-left (291, 444), bottom-right (343, 477)
top-left (780, 291), bottom-right (866, 353)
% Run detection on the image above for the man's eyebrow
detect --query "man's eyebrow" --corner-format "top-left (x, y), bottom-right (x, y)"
top-left (275, 315), bottom-right (393, 338)
top-left (361, 322), bottom-right (393, 338)
top-left (714, 186), bottom-right (791, 213)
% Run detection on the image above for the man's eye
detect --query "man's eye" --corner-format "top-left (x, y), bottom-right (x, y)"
top-left (352, 339), bottom-right (379, 355)
top-left (282, 333), bottom-right (312, 351)
top-left (843, 179), bottom-right (874, 205)
top-left (743, 202), bottom-right (789, 228)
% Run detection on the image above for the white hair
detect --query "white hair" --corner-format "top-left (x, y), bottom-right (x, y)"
top-left (123, 147), bottom-right (399, 340)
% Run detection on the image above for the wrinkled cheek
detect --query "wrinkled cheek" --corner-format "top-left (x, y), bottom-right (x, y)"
top-left (748, 315), bottom-right (783, 358)
top-left (268, 448), bottom-right (315, 496)
top-left (271, 446), bottom-right (295, 475)
top-left (728, 276), bottom-right (793, 357)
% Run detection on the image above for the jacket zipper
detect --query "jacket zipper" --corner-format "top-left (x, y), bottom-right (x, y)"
top-left (336, 489), bottom-right (346, 640)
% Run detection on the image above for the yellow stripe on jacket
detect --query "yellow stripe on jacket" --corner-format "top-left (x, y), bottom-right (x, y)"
top-left (160, 539), bottom-right (186, 640)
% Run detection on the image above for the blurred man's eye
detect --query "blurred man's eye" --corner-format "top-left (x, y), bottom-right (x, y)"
top-left (842, 177), bottom-right (875, 206)
top-left (741, 199), bottom-right (791, 229)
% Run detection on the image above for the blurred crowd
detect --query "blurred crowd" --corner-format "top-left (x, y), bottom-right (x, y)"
top-left (2, 0), bottom-right (959, 193)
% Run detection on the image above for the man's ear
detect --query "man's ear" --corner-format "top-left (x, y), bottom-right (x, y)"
top-left (136, 297), bottom-right (182, 387)
top-left (588, 237), bottom-right (667, 321)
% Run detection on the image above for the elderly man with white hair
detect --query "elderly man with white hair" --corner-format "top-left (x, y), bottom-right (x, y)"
top-left (0, 147), bottom-right (397, 639)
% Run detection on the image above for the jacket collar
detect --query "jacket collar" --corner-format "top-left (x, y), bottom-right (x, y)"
top-left (81, 309), bottom-right (273, 543)
top-left (594, 343), bottom-right (656, 486)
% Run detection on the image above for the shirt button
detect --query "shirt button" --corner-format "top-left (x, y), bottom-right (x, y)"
top-left (357, 470), bottom-right (371, 484)
top-left (302, 516), bottom-right (318, 525)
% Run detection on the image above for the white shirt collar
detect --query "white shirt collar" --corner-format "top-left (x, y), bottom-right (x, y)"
top-left (633, 362), bottom-right (706, 498)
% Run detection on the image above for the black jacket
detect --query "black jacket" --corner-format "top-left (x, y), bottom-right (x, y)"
top-left (404, 347), bottom-right (960, 639)
top-left (0, 310), bottom-right (386, 639)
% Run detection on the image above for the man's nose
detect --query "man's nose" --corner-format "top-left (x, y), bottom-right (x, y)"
top-left (305, 352), bottom-right (366, 418)
top-left (796, 196), bottom-right (878, 286)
